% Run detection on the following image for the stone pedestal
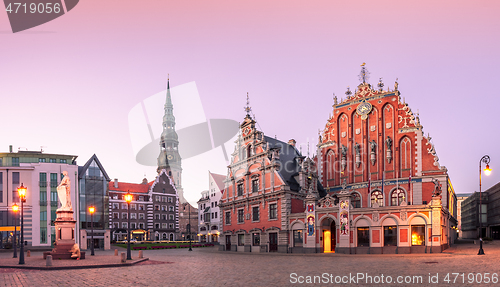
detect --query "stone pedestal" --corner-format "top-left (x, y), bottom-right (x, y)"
top-left (49, 210), bottom-right (80, 260)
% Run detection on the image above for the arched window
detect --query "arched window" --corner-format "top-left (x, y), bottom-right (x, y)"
top-left (247, 145), bottom-right (253, 158)
top-left (391, 189), bottom-right (405, 206)
top-left (400, 137), bottom-right (411, 173)
top-left (351, 192), bottom-right (361, 208)
top-left (371, 191), bottom-right (384, 207)
top-left (170, 233), bottom-right (174, 241)
top-left (162, 233), bottom-right (167, 240)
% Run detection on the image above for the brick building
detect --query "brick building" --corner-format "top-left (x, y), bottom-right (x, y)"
top-left (221, 66), bottom-right (457, 254)
top-left (108, 169), bottom-right (179, 241)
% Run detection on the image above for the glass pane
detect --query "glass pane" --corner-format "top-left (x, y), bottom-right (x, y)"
top-left (357, 227), bottom-right (370, 247)
top-left (411, 225), bottom-right (425, 246)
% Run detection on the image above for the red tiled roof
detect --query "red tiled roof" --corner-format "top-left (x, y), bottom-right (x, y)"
top-left (108, 181), bottom-right (151, 194)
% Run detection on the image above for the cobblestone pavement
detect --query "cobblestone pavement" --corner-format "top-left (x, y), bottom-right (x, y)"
top-left (1, 242), bottom-right (500, 286)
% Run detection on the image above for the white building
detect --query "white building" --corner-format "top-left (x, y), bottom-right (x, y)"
top-left (197, 172), bottom-right (225, 243)
top-left (0, 148), bottom-right (78, 248)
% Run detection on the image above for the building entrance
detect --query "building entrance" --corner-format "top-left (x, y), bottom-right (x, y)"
top-left (322, 218), bottom-right (336, 253)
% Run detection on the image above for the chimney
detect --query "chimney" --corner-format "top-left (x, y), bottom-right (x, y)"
top-left (288, 139), bottom-right (296, 147)
top-left (114, 178), bottom-right (118, 188)
top-left (9, 145), bottom-right (12, 153)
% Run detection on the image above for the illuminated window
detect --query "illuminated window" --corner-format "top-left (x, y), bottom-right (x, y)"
top-left (391, 189), bottom-right (405, 206)
top-left (411, 225), bottom-right (425, 246)
top-left (371, 191), bottom-right (383, 207)
top-left (252, 233), bottom-right (260, 246)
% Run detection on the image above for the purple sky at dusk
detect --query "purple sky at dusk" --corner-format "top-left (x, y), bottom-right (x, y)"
top-left (1, 1), bottom-right (499, 205)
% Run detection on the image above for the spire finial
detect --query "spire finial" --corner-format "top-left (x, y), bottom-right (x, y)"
top-left (345, 86), bottom-right (352, 97)
top-left (358, 63), bottom-right (370, 84)
top-left (333, 93), bottom-right (338, 105)
top-left (244, 92), bottom-right (252, 115)
top-left (377, 77), bottom-right (384, 92)
top-left (167, 74), bottom-right (170, 89)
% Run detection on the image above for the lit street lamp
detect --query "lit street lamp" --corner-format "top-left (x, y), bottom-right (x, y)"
top-left (12, 203), bottom-right (19, 258)
top-left (478, 155), bottom-right (491, 255)
top-left (17, 183), bottom-right (26, 265)
top-left (124, 192), bottom-right (133, 260)
top-left (89, 206), bottom-right (95, 256)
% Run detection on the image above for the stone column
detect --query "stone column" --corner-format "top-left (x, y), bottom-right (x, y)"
top-left (336, 192), bottom-right (351, 254)
top-left (430, 196), bottom-right (442, 253)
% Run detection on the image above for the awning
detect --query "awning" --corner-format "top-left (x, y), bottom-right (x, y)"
top-left (132, 229), bottom-right (146, 234)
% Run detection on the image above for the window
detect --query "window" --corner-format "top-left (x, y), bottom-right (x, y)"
top-left (169, 206), bottom-right (173, 212)
top-left (60, 159), bottom-right (67, 164)
top-left (12, 157), bottom-right (19, 166)
top-left (113, 203), bottom-right (119, 209)
top-left (122, 222), bottom-right (128, 228)
top-left (131, 204), bottom-right (136, 210)
top-left (371, 191), bottom-right (383, 207)
top-left (162, 223), bottom-right (167, 229)
top-left (351, 193), bottom-right (361, 208)
top-left (50, 173), bottom-right (57, 187)
top-left (155, 223), bottom-right (160, 229)
top-left (121, 203), bottom-right (127, 209)
top-left (391, 189), bottom-right (405, 206)
top-left (155, 196), bottom-right (160, 201)
top-left (139, 213), bottom-right (144, 220)
top-left (225, 211), bottom-right (231, 225)
top-left (113, 223), bottom-right (119, 229)
top-left (131, 223), bottom-right (136, 229)
top-left (130, 213), bottom-right (137, 219)
top-left (411, 225), bottom-right (425, 246)
top-left (155, 205), bottom-right (160, 211)
top-left (49, 158), bottom-right (56, 163)
top-left (168, 197), bottom-right (172, 203)
top-left (139, 196), bottom-right (144, 201)
top-left (169, 214), bottom-right (174, 220)
top-left (215, 212), bottom-right (217, 219)
top-left (252, 179), bottom-right (259, 193)
top-left (212, 212), bottom-right (214, 219)
top-left (139, 205), bottom-right (144, 210)
top-left (12, 172), bottom-right (19, 185)
top-left (384, 226), bottom-right (397, 246)
top-left (237, 183), bottom-right (243, 196)
top-left (139, 223), bottom-right (144, 229)
top-left (269, 203), bottom-right (277, 219)
top-left (169, 223), bottom-right (174, 229)
top-left (40, 227), bottom-right (47, 243)
top-left (252, 233), bottom-right (260, 246)
top-left (357, 227), bottom-right (370, 247)
top-left (161, 205), bottom-right (166, 211)
top-left (293, 230), bottom-right (303, 247)
top-left (237, 209), bottom-right (244, 223)
top-left (122, 213), bottom-right (128, 219)
top-left (211, 202), bottom-right (214, 208)
top-left (252, 206), bottom-right (259, 221)
top-left (238, 234), bottom-right (245, 246)
top-left (113, 212), bottom-right (119, 219)
top-left (39, 158), bottom-right (46, 163)
top-left (155, 214), bottom-right (160, 220)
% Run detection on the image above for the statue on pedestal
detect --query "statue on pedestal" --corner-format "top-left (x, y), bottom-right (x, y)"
top-left (56, 171), bottom-right (72, 212)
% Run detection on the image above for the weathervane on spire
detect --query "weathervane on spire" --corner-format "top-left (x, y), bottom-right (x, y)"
top-left (345, 87), bottom-right (352, 97)
top-left (244, 92), bottom-right (252, 116)
top-left (358, 62), bottom-right (370, 84)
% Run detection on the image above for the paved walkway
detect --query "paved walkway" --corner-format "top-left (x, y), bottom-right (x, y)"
top-left (0, 242), bottom-right (499, 286)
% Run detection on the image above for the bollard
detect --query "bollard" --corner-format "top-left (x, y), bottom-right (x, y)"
top-left (138, 250), bottom-right (143, 259)
top-left (120, 252), bottom-right (126, 263)
top-left (114, 249), bottom-right (118, 256)
top-left (27, 250), bottom-right (31, 257)
top-left (46, 255), bottom-right (53, 266)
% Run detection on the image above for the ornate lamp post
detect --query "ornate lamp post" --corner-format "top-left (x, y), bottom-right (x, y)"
top-left (124, 192), bottom-right (133, 260)
top-left (478, 155), bottom-right (491, 255)
top-left (12, 203), bottom-right (19, 258)
top-left (89, 206), bottom-right (95, 256)
top-left (17, 183), bottom-right (26, 265)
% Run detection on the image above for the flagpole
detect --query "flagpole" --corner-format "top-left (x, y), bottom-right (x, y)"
top-left (409, 171), bottom-right (412, 205)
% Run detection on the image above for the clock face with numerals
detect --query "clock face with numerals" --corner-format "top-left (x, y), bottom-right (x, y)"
top-left (167, 154), bottom-right (174, 160)
top-left (356, 101), bottom-right (373, 120)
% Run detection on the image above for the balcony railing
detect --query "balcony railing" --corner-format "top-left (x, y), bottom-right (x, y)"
top-left (39, 200), bottom-right (47, 206)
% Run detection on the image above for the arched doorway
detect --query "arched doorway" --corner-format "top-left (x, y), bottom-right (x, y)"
top-left (322, 218), bottom-right (336, 253)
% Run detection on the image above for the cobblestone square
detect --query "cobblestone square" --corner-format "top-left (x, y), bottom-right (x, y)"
top-left (1, 242), bottom-right (499, 286)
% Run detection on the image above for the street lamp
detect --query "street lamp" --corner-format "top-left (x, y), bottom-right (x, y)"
top-left (12, 203), bottom-right (19, 258)
top-left (188, 204), bottom-right (192, 251)
top-left (478, 155), bottom-right (491, 255)
top-left (17, 183), bottom-right (26, 265)
top-left (124, 192), bottom-right (133, 260)
top-left (89, 206), bottom-right (95, 256)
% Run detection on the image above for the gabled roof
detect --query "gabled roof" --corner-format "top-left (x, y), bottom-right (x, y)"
top-left (78, 154), bottom-right (111, 181)
top-left (108, 181), bottom-right (152, 194)
top-left (209, 172), bottom-right (226, 192)
top-left (264, 136), bottom-right (302, 191)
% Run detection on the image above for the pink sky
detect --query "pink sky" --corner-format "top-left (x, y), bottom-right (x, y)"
top-left (1, 0), bottom-right (499, 205)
